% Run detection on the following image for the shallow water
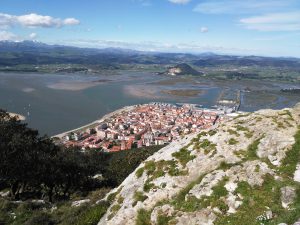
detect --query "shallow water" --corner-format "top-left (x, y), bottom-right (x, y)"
top-left (0, 72), bottom-right (299, 136)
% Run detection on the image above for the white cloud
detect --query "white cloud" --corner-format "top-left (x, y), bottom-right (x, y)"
top-left (168, 0), bottom-right (191, 5)
top-left (200, 27), bottom-right (209, 33)
top-left (0, 13), bottom-right (80, 28)
top-left (29, 32), bottom-right (37, 39)
top-left (194, 0), bottom-right (295, 14)
top-left (58, 39), bottom-right (257, 56)
top-left (63, 18), bottom-right (80, 26)
top-left (0, 14), bottom-right (14, 29)
top-left (240, 11), bottom-right (300, 31)
top-left (0, 30), bottom-right (18, 41)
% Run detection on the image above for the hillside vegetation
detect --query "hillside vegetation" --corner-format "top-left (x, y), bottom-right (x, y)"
top-left (98, 104), bottom-right (300, 225)
top-left (0, 110), bottom-right (163, 225)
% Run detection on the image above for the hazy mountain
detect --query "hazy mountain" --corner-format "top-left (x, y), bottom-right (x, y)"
top-left (0, 41), bottom-right (299, 69)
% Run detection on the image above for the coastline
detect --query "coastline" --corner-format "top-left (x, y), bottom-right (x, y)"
top-left (51, 102), bottom-right (240, 139)
top-left (52, 105), bottom-right (137, 139)
top-left (8, 112), bottom-right (26, 121)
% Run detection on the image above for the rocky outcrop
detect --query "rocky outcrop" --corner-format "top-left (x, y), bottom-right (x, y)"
top-left (98, 104), bottom-right (300, 225)
top-left (164, 63), bottom-right (203, 76)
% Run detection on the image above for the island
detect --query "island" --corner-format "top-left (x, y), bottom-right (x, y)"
top-left (161, 63), bottom-right (203, 76)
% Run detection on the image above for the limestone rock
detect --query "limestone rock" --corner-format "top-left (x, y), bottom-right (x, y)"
top-left (150, 204), bottom-right (175, 224)
top-left (97, 104), bottom-right (300, 225)
top-left (294, 164), bottom-right (300, 182)
top-left (72, 199), bottom-right (90, 207)
top-left (281, 186), bottom-right (296, 209)
top-left (176, 209), bottom-right (216, 225)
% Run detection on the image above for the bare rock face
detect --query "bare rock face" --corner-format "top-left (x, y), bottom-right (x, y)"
top-left (98, 104), bottom-right (300, 225)
top-left (188, 170), bottom-right (226, 199)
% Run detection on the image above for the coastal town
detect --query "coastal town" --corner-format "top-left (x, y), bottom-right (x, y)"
top-left (56, 103), bottom-right (222, 152)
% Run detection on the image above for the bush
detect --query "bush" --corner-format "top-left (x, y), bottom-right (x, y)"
top-left (133, 191), bottom-right (148, 206)
top-left (136, 208), bottom-right (151, 225)
top-left (103, 146), bottom-right (164, 187)
top-left (280, 127), bottom-right (300, 176)
top-left (228, 138), bottom-right (238, 145)
top-left (24, 212), bottom-right (55, 225)
top-left (172, 148), bottom-right (196, 167)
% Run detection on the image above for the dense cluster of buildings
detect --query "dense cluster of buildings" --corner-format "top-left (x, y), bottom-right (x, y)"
top-left (61, 103), bottom-right (220, 152)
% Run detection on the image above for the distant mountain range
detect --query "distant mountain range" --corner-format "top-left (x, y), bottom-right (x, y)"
top-left (0, 41), bottom-right (299, 69)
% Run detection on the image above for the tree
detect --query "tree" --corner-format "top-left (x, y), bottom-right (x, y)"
top-left (0, 110), bottom-right (60, 200)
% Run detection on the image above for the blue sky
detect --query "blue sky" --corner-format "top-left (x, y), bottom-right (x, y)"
top-left (0, 0), bottom-right (300, 57)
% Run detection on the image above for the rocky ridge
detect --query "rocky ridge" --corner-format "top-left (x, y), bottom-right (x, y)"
top-left (98, 103), bottom-right (300, 225)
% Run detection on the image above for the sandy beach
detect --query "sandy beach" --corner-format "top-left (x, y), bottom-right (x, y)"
top-left (161, 89), bottom-right (206, 97)
top-left (123, 85), bottom-right (165, 99)
top-left (47, 79), bottom-right (110, 91)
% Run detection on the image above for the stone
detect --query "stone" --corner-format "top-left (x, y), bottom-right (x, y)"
top-left (225, 182), bottom-right (238, 192)
top-left (31, 199), bottom-right (45, 205)
top-left (294, 219), bottom-right (300, 225)
top-left (225, 193), bottom-right (243, 214)
top-left (281, 186), bottom-right (296, 208)
top-left (72, 199), bottom-right (91, 207)
top-left (294, 164), bottom-right (300, 182)
top-left (0, 191), bottom-right (9, 197)
top-left (265, 210), bottom-right (272, 220)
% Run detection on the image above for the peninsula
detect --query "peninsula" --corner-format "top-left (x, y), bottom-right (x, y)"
top-left (53, 103), bottom-right (234, 152)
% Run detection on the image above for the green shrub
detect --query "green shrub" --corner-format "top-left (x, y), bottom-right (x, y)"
top-left (144, 181), bottom-right (155, 192)
top-left (136, 208), bottom-right (151, 225)
top-left (157, 213), bottom-right (175, 225)
top-left (246, 137), bottom-right (263, 160)
top-left (212, 178), bottom-right (229, 198)
top-left (228, 138), bottom-right (238, 145)
top-left (136, 168), bottom-right (145, 178)
top-left (235, 125), bottom-right (249, 132)
top-left (169, 174), bottom-right (207, 211)
top-left (117, 196), bottom-right (124, 204)
top-left (228, 129), bottom-right (240, 136)
top-left (280, 127), bottom-right (300, 177)
top-left (24, 212), bottom-right (54, 225)
top-left (73, 201), bottom-right (109, 225)
top-left (144, 161), bottom-right (156, 175)
top-left (133, 191), bottom-right (148, 206)
top-left (208, 130), bottom-right (217, 136)
top-left (172, 148), bottom-right (196, 167)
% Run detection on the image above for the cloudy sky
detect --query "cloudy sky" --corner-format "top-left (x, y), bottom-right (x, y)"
top-left (1, 0), bottom-right (300, 57)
